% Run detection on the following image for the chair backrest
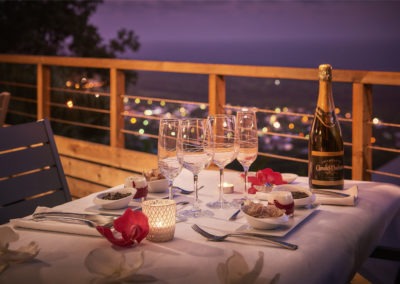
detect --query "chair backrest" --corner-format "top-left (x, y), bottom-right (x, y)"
top-left (0, 92), bottom-right (10, 126)
top-left (0, 119), bottom-right (72, 224)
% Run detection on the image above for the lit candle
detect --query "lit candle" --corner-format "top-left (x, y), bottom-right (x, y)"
top-left (220, 182), bottom-right (234, 194)
top-left (142, 199), bottom-right (176, 242)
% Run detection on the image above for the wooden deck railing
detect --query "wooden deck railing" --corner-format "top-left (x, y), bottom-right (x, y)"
top-left (1, 54), bottom-right (399, 198)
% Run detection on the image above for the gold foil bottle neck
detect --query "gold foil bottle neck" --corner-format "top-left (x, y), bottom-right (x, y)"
top-left (319, 64), bottom-right (332, 81)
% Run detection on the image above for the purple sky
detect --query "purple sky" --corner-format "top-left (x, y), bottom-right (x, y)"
top-left (90, 1), bottom-right (400, 70)
top-left (91, 0), bottom-right (400, 43)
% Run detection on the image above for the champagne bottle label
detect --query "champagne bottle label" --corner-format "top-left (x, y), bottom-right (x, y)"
top-left (310, 150), bottom-right (344, 186)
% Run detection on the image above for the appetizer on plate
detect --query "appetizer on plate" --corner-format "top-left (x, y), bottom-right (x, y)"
top-left (93, 187), bottom-right (136, 210)
top-left (273, 184), bottom-right (315, 207)
top-left (241, 200), bottom-right (289, 230)
top-left (144, 169), bottom-right (168, 193)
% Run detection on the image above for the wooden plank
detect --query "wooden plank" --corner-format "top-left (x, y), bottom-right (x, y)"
top-left (0, 120), bottom-right (48, 150)
top-left (0, 145), bottom-right (54, 177)
top-left (55, 136), bottom-right (157, 172)
top-left (208, 74), bottom-right (226, 115)
top-left (110, 68), bottom-right (125, 148)
top-left (60, 155), bottom-right (139, 187)
top-left (352, 83), bottom-right (372, 181)
top-left (2, 54), bottom-right (400, 84)
top-left (0, 167), bottom-right (62, 205)
top-left (66, 177), bottom-right (108, 199)
top-left (37, 64), bottom-right (51, 119)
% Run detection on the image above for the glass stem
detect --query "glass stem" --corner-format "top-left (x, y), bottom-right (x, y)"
top-left (168, 179), bottom-right (173, 200)
top-left (243, 167), bottom-right (249, 199)
top-left (193, 174), bottom-right (199, 210)
top-left (219, 168), bottom-right (224, 207)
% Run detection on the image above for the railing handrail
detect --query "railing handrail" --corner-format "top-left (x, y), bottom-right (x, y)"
top-left (1, 54), bottom-right (400, 85)
top-left (1, 54), bottom-right (399, 184)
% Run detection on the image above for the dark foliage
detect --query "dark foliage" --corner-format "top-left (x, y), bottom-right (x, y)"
top-left (0, 0), bottom-right (139, 57)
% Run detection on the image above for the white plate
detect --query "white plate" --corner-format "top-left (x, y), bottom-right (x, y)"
top-left (87, 184), bottom-right (171, 215)
top-left (273, 184), bottom-right (316, 207)
top-left (237, 206), bottom-right (318, 237)
top-left (93, 187), bottom-right (136, 210)
top-left (148, 179), bottom-right (169, 193)
top-left (281, 173), bottom-right (298, 183)
top-left (242, 211), bottom-right (289, 230)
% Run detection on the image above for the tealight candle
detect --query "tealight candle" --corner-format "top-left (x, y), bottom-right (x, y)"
top-left (221, 182), bottom-right (234, 194)
top-left (142, 199), bottom-right (176, 242)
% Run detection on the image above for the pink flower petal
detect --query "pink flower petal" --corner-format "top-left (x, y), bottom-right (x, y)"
top-left (96, 209), bottom-right (149, 247)
top-left (246, 168), bottom-right (287, 187)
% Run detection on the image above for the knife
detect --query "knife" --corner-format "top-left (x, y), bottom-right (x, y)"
top-left (312, 189), bottom-right (351, 198)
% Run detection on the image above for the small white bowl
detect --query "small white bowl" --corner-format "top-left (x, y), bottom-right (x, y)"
top-left (273, 184), bottom-right (315, 207)
top-left (148, 178), bottom-right (169, 193)
top-left (93, 187), bottom-right (136, 210)
top-left (281, 173), bottom-right (298, 184)
top-left (242, 210), bottom-right (289, 230)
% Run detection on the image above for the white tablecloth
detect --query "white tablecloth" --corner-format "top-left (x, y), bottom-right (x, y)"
top-left (1, 169), bottom-right (399, 284)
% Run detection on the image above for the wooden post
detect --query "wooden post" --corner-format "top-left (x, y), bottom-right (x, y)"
top-left (110, 68), bottom-right (125, 148)
top-left (37, 64), bottom-right (51, 120)
top-left (208, 74), bottom-right (226, 115)
top-left (352, 83), bottom-right (372, 181)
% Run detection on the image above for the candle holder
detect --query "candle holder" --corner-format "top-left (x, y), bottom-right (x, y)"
top-left (142, 199), bottom-right (176, 242)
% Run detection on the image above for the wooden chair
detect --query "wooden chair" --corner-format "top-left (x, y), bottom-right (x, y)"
top-left (0, 92), bottom-right (10, 126)
top-left (0, 119), bottom-right (72, 224)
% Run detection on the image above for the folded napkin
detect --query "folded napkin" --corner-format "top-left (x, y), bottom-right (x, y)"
top-left (254, 185), bottom-right (358, 206)
top-left (314, 185), bottom-right (358, 206)
top-left (10, 207), bottom-right (101, 237)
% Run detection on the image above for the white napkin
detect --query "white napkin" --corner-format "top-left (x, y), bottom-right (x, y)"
top-left (255, 185), bottom-right (358, 206)
top-left (314, 185), bottom-right (358, 206)
top-left (10, 207), bottom-right (102, 237)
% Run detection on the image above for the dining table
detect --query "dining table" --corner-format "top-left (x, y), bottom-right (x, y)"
top-left (1, 169), bottom-right (399, 284)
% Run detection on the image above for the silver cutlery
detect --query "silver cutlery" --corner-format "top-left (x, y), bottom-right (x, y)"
top-left (312, 189), bottom-right (350, 198)
top-left (191, 224), bottom-right (298, 250)
top-left (32, 201), bottom-right (190, 226)
top-left (173, 185), bottom-right (204, 194)
top-left (228, 209), bottom-right (241, 221)
top-left (32, 212), bottom-right (115, 228)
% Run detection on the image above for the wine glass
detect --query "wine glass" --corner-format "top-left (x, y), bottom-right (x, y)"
top-left (158, 119), bottom-right (183, 200)
top-left (236, 110), bottom-right (258, 200)
top-left (206, 114), bottom-right (238, 209)
top-left (177, 118), bottom-right (213, 217)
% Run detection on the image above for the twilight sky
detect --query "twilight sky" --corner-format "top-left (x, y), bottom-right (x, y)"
top-left (90, 0), bottom-right (400, 70)
top-left (92, 0), bottom-right (400, 42)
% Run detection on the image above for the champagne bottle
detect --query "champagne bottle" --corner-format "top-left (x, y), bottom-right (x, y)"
top-left (308, 64), bottom-right (344, 190)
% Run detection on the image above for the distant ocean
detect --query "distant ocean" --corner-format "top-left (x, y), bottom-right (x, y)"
top-left (129, 39), bottom-right (400, 72)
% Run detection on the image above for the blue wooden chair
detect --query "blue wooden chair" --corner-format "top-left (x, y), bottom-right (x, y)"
top-left (0, 118), bottom-right (71, 224)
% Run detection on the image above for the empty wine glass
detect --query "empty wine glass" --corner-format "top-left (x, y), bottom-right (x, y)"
top-left (177, 118), bottom-right (214, 217)
top-left (236, 110), bottom-right (258, 200)
top-left (158, 119), bottom-right (183, 200)
top-left (206, 114), bottom-right (238, 209)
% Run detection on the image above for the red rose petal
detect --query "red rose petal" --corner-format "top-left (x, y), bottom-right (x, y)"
top-left (248, 186), bottom-right (257, 194)
top-left (96, 208), bottom-right (149, 247)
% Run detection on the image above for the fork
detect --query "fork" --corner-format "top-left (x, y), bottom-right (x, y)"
top-left (173, 185), bottom-right (204, 194)
top-left (191, 224), bottom-right (298, 250)
top-left (32, 212), bottom-right (115, 228)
